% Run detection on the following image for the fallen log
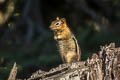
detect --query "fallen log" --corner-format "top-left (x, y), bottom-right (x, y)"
top-left (8, 43), bottom-right (120, 80)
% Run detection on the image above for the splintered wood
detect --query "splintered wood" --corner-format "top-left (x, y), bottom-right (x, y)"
top-left (8, 43), bottom-right (120, 80)
top-left (27, 43), bottom-right (120, 80)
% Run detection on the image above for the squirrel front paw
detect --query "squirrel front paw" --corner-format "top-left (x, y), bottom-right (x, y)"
top-left (54, 35), bottom-right (62, 40)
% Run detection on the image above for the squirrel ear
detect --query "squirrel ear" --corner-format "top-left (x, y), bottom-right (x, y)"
top-left (56, 17), bottom-right (60, 20)
top-left (60, 18), bottom-right (66, 23)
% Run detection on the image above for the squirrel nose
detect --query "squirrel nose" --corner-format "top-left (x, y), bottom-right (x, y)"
top-left (50, 25), bottom-right (54, 30)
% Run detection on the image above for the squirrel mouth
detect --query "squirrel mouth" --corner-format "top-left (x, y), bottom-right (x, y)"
top-left (50, 26), bottom-right (57, 30)
top-left (50, 28), bottom-right (59, 32)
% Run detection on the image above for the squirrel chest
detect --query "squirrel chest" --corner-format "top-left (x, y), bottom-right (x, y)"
top-left (58, 37), bottom-right (78, 61)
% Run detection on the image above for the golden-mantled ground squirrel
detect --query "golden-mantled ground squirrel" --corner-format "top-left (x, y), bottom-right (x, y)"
top-left (50, 17), bottom-right (81, 63)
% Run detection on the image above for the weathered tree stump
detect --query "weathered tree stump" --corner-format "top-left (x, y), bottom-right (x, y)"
top-left (8, 43), bottom-right (120, 80)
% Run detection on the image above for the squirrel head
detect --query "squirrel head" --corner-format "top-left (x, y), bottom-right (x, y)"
top-left (50, 17), bottom-right (67, 31)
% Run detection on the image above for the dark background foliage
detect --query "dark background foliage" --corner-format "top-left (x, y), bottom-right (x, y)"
top-left (0, 0), bottom-right (120, 79)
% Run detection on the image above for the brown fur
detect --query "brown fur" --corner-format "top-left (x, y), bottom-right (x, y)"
top-left (50, 17), bottom-right (81, 63)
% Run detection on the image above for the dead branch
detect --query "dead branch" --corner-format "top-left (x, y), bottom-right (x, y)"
top-left (8, 62), bottom-right (17, 80)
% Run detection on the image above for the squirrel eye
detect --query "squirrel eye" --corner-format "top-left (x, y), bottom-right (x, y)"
top-left (56, 22), bottom-right (59, 26)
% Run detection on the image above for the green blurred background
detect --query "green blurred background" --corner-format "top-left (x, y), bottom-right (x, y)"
top-left (0, 0), bottom-right (120, 79)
